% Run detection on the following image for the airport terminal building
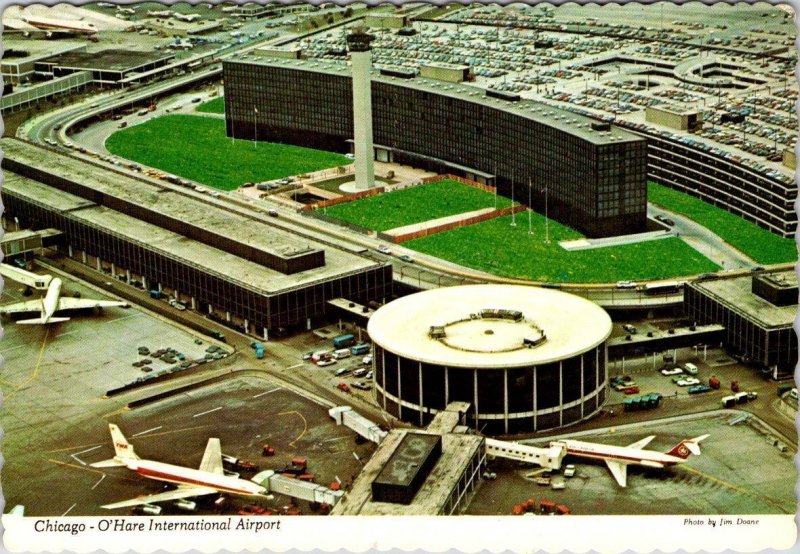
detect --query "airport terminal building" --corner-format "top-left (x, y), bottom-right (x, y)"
top-left (222, 58), bottom-right (649, 238)
top-left (1, 139), bottom-right (393, 338)
top-left (367, 285), bottom-right (613, 435)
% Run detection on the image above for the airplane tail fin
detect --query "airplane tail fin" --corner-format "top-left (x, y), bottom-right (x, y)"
top-left (18, 316), bottom-right (70, 325)
top-left (666, 434), bottom-right (709, 459)
top-left (109, 424), bottom-right (139, 460)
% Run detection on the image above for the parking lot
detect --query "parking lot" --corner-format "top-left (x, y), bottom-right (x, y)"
top-left (468, 413), bottom-right (796, 515)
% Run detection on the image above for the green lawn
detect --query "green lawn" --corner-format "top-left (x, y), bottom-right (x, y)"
top-left (106, 115), bottom-right (350, 190)
top-left (324, 180), bottom-right (515, 231)
top-left (405, 213), bottom-right (720, 283)
top-left (196, 97), bottom-right (225, 114)
top-left (648, 182), bottom-right (797, 265)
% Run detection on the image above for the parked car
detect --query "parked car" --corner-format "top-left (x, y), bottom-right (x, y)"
top-left (615, 280), bottom-right (637, 289)
top-left (622, 324), bottom-right (637, 334)
top-left (676, 377), bottom-right (701, 387)
top-left (683, 363), bottom-right (699, 375)
top-left (661, 367), bottom-right (683, 376)
top-left (614, 382), bottom-right (636, 391)
top-left (563, 465), bottom-right (576, 478)
top-left (334, 367), bottom-right (351, 376)
top-left (316, 359), bottom-right (336, 367)
top-left (377, 245), bottom-right (391, 255)
top-left (622, 386), bottom-right (640, 395)
top-left (688, 384), bottom-right (712, 395)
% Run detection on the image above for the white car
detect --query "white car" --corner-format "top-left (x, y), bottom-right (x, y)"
top-left (661, 367), bottom-right (683, 376)
top-left (563, 464), bottom-right (576, 478)
top-left (316, 359), bottom-right (336, 367)
top-left (377, 246), bottom-right (391, 255)
top-left (676, 377), bottom-right (701, 387)
top-left (362, 355), bottom-right (373, 365)
top-left (616, 280), bottom-right (638, 289)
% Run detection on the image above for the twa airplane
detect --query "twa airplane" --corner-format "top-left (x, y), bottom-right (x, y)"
top-left (550, 434), bottom-right (710, 487)
top-left (0, 265), bottom-right (128, 324)
top-left (20, 15), bottom-right (98, 35)
top-left (92, 424), bottom-right (267, 510)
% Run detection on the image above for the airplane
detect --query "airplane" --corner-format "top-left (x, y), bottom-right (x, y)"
top-left (91, 424), bottom-right (267, 510)
top-left (146, 10), bottom-right (171, 18)
top-left (20, 15), bottom-right (98, 35)
top-left (173, 12), bottom-right (201, 22)
top-left (0, 264), bottom-right (128, 324)
top-left (550, 434), bottom-right (710, 487)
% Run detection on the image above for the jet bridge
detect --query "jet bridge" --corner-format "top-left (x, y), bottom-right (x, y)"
top-left (251, 470), bottom-right (344, 506)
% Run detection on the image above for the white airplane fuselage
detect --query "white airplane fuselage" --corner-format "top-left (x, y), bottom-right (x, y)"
top-left (123, 458), bottom-right (266, 497)
top-left (22, 16), bottom-right (97, 34)
top-left (556, 439), bottom-right (685, 469)
top-left (41, 277), bottom-right (63, 324)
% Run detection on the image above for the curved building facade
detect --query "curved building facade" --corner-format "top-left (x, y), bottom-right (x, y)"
top-left (223, 58), bottom-right (648, 239)
top-left (367, 285), bottom-right (612, 436)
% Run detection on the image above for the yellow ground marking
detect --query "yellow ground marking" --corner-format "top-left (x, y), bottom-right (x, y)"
top-left (278, 410), bottom-right (308, 449)
top-left (4, 327), bottom-right (49, 400)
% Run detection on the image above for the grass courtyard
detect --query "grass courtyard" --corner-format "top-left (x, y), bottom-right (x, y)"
top-left (196, 97), bottom-right (225, 114)
top-left (648, 182), bottom-right (797, 265)
top-left (324, 180), bottom-right (515, 231)
top-left (405, 212), bottom-right (720, 283)
top-left (106, 115), bottom-right (350, 190)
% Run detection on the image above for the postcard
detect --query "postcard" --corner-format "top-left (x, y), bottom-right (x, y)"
top-left (1, 1), bottom-right (797, 552)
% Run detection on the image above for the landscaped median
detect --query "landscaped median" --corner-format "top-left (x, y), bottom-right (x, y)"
top-left (322, 178), bottom-right (515, 232)
top-left (106, 114), bottom-right (350, 190)
top-left (196, 97), bottom-right (225, 114)
top-left (404, 213), bottom-right (720, 284)
top-left (647, 182), bottom-right (797, 265)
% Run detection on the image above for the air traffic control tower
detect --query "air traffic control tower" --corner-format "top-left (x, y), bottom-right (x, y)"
top-left (343, 29), bottom-right (375, 192)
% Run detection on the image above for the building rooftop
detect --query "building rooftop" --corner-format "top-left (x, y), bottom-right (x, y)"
top-left (368, 284), bottom-right (612, 368)
top-left (1, 40), bottom-right (86, 65)
top-left (2, 139), bottom-right (366, 270)
top-left (690, 271), bottom-right (797, 329)
top-left (227, 57), bottom-right (644, 146)
top-left (3, 173), bottom-right (381, 295)
top-left (332, 430), bottom-right (484, 515)
top-left (41, 49), bottom-right (172, 72)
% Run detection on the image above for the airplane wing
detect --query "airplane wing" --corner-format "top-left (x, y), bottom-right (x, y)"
top-left (0, 264), bottom-right (51, 289)
top-left (627, 435), bottom-right (656, 451)
top-left (101, 486), bottom-right (218, 510)
top-left (0, 299), bottom-right (43, 314)
top-left (604, 459), bottom-right (628, 488)
top-left (198, 438), bottom-right (225, 475)
top-left (57, 297), bottom-right (129, 311)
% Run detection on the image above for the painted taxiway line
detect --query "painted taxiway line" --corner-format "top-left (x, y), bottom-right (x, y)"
top-left (61, 503), bottom-right (77, 517)
top-left (252, 387), bottom-right (282, 399)
top-left (131, 426), bottom-right (163, 437)
top-left (193, 406), bottom-right (222, 418)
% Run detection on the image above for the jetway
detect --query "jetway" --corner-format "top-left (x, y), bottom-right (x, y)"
top-left (328, 406), bottom-right (388, 445)
top-left (485, 438), bottom-right (566, 470)
top-left (251, 470), bottom-right (344, 506)
top-left (329, 405), bottom-right (565, 471)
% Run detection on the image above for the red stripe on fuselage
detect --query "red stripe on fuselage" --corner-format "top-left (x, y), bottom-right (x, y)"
top-left (565, 447), bottom-right (674, 466)
top-left (135, 466), bottom-right (258, 495)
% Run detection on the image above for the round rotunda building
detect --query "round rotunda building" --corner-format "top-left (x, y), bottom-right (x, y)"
top-left (367, 284), bottom-right (613, 435)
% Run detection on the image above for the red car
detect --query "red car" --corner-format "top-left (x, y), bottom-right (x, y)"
top-left (623, 386), bottom-right (640, 395)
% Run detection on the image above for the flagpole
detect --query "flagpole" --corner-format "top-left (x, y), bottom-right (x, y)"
top-left (528, 177), bottom-right (532, 235)
top-left (545, 185), bottom-right (550, 244)
top-left (510, 168), bottom-right (516, 226)
top-left (253, 106), bottom-right (258, 148)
